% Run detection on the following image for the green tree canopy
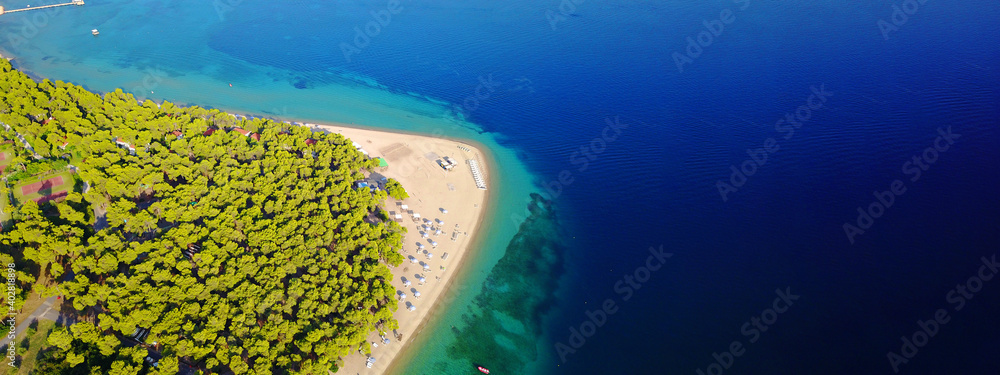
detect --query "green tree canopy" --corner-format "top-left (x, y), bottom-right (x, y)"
top-left (0, 59), bottom-right (408, 374)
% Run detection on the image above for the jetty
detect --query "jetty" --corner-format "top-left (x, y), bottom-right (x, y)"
top-left (0, 0), bottom-right (84, 15)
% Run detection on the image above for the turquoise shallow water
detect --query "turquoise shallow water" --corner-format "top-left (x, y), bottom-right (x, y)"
top-left (4, 0), bottom-right (1000, 374)
top-left (1, 1), bottom-right (556, 373)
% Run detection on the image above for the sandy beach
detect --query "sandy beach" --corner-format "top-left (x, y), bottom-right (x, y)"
top-left (299, 122), bottom-right (490, 374)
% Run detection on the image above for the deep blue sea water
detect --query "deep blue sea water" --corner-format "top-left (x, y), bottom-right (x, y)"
top-left (2, 1), bottom-right (999, 374)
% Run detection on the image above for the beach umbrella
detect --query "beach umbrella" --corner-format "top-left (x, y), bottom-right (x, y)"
top-left (436, 219), bottom-right (444, 225)
top-left (403, 280), bottom-right (411, 287)
top-left (413, 291), bottom-right (421, 298)
top-left (417, 243), bottom-right (425, 249)
top-left (441, 208), bottom-right (448, 214)
top-left (408, 305), bottom-right (416, 311)
top-left (421, 232), bottom-right (429, 238)
top-left (429, 240), bottom-right (438, 247)
top-left (408, 256), bottom-right (418, 263)
top-left (418, 276), bottom-right (426, 284)
top-left (383, 338), bottom-right (390, 344)
top-left (425, 252), bottom-right (433, 259)
top-left (435, 229), bottom-right (443, 235)
top-left (422, 263), bottom-right (431, 271)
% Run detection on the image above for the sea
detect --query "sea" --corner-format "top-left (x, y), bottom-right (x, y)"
top-left (2, 1), bottom-right (999, 374)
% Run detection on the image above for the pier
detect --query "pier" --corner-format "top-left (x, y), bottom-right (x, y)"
top-left (0, 0), bottom-right (84, 15)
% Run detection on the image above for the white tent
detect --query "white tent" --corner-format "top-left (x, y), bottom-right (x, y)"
top-left (400, 204), bottom-right (409, 210)
top-left (413, 213), bottom-right (421, 219)
top-left (394, 213), bottom-right (403, 220)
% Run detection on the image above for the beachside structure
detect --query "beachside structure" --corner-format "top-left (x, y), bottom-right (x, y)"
top-left (351, 141), bottom-right (369, 156)
top-left (467, 159), bottom-right (487, 190)
top-left (0, 0), bottom-right (84, 16)
top-left (438, 156), bottom-right (458, 170)
top-left (114, 138), bottom-right (136, 155)
top-left (231, 127), bottom-right (260, 141)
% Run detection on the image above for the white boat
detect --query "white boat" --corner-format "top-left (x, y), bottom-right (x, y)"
top-left (91, 29), bottom-right (99, 36)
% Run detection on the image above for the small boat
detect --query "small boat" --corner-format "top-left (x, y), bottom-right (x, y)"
top-left (476, 365), bottom-right (490, 374)
top-left (91, 29), bottom-right (99, 36)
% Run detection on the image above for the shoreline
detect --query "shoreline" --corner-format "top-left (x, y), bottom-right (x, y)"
top-left (1, 48), bottom-right (500, 372)
top-left (296, 121), bottom-right (493, 374)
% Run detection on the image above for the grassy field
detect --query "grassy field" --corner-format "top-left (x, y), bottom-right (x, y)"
top-left (0, 320), bottom-right (57, 375)
top-left (11, 171), bottom-right (74, 206)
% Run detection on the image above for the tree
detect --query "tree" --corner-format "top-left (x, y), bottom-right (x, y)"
top-left (385, 178), bottom-right (408, 200)
top-left (0, 59), bottom-right (406, 373)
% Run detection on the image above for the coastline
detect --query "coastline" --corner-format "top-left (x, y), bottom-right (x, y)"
top-left (379, 139), bottom-right (501, 375)
top-left (0, 48), bottom-right (504, 373)
top-left (296, 121), bottom-right (494, 374)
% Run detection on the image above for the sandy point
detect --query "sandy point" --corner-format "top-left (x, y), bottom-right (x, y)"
top-left (306, 122), bottom-right (491, 374)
